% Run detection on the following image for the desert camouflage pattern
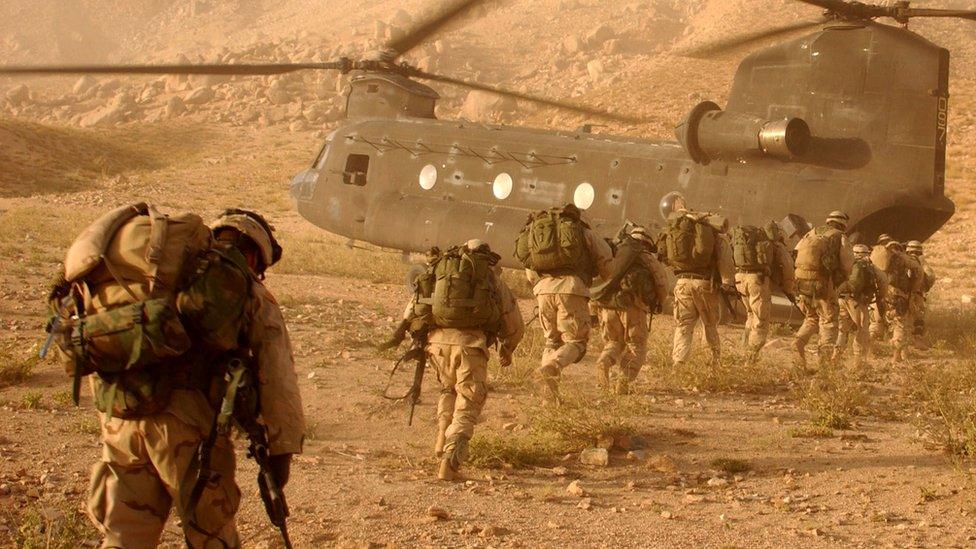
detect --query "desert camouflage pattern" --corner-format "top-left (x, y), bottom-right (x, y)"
top-left (595, 304), bottom-right (648, 394)
top-left (425, 270), bottom-right (522, 471)
top-left (793, 230), bottom-right (853, 367)
top-left (526, 222), bottom-right (611, 403)
top-left (86, 277), bottom-right (304, 546)
top-left (668, 232), bottom-right (734, 366)
top-left (835, 265), bottom-right (888, 366)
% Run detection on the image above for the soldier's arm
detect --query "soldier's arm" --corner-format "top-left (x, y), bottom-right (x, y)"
top-left (715, 235), bottom-right (735, 286)
top-left (249, 283), bottom-right (306, 456)
top-left (875, 268), bottom-right (890, 300)
top-left (778, 243), bottom-right (796, 294)
top-left (839, 235), bottom-right (855, 278)
top-left (584, 228), bottom-right (614, 279)
top-left (493, 273), bottom-right (524, 360)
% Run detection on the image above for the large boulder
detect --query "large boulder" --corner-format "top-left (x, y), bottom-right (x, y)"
top-left (164, 96), bottom-right (187, 118)
top-left (183, 86), bottom-right (215, 105)
top-left (72, 76), bottom-right (98, 96)
top-left (460, 90), bottom-right (517, 122)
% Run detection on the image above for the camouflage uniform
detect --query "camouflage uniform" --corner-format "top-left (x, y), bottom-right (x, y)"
top-left (879, 241), bottom-right (924, 363)
top-left (595, 229), bottom-right (669, 394)
top-left (735, 225), bottom-right (795, 363)
top-left (527, 225), bottom-right (612, 404)
top-left (834, 245), bottom-right (888, 368)
top-left (402, 241), bottom-right (523, 480)
top-left (87, 275), bottom-right (305, 549)
top-left (906, 241), bottom-right (935, 342)
top-left (792, 212), bottom-right (854, 368)
top-left (660, 213), bottom-right (735, 366)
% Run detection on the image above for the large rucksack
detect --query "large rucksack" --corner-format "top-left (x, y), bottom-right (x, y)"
top-left (413, 245), bottom-right (502, 333)
top-left (885, 251), bottom-right (916, 294)
top-left (664, 213), bottom-right (716, 274)
top-left (847, 258), bottom-right (879, 302)
top-left (794, 225), bottom-right (842, 282)
top-left (47, 203), bottom-right (253, 418)
top-left (731, 225), bottom-right (771, 272)
top-left (514, 206), bottom-right (593, 279)
top-left (593, 235), bottom-right (658, 310)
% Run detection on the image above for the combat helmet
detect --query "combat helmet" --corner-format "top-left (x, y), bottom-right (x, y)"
top-left (210, 208), bottom-right (283, 274)
top-left (853, 244), bottom-right (871, 257)
top-left (885, 239), bottom-right (905, 252)
top-left (627, 225), bottom-right (655, 245)
top-left (906, 240), bottom-right (924, 256)
top-left (877, 233), bottom-right (893, 246)
top-left (825, 210), bottom-right (849, 230)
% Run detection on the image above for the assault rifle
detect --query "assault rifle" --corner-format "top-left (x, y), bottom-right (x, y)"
top-left (186, 357), bottom-right (292, 549)
top-left (382, 330), bottom-right (428, 426)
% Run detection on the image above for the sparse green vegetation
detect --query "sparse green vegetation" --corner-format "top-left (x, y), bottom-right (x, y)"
top-left (642, 338), bottom-right (796, 394)
top-left (276, 229), bottom-right (403, 284)
top-left (21, 391), bottom-right (43, 410)
top-left (797, 364), bottom-right (868, 430)
top-left (925, 306), bottom-right (976, 356)
top-left (53, 390), bottom-right (75, 408)
top-left (468, 394), bottom-right (650, 469)
top-left (902, 360), bottom-right (976, 458)
top-left (789, 425), bottom-right (835, 439)
top-left (75, 416), bottom-right (101, 437)
top-left (10, 501), bottom-right (96, 548)
top-left (0, 345), bottom-right (37, 388)
top-left (489, 322), bottom-right (545, 389)
top-left (468, 431), bottom-right (573, 469)
top-left (710, 458), bottom-right (751, 475)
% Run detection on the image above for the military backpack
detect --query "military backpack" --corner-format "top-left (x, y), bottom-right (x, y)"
top-left (514, 205), bottom-right (594, 280)
top-left (731, 225), bottom-right (772, 272)
top-left (664, 213), bottom-right (716, 274)
top-left (413, 245), bottom-right (502, 334)
top-left (846, 258), bottom-right (879, 303)
top-left (885, 251), bottom-right (917, 295)
top-left (47, 203), bottom-right (253, 418)
top-left (794, 225), bottom-right (843, 283)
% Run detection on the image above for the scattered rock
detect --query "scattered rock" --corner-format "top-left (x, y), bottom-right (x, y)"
top-left (551, 466), bottom-right (568, 476)
top-left (579, 448), bottom-right (609, 467)
top-left (184, 86), bottom-right (215, 105)
top-left (460, 90), bottom-right (517, 121)
top-left (566, 480), bottom-right (587, 497)
top-left (707, 477), bottom-right (729, 487)
top-left (962, 294), bottom-right (975, 305)
top-left (165, 96), bottom-right (187, 118)
top-left (426, 506), bottom-right (450, 520)
top-left (661, 510), bottom-right (674, 520)
top-left (585, 24), bottom-right (615, 48)
top-left (577, 497), bottom-right (592, 510)
top-left (72, 75), bottom-right (98, 96)
top-left (562, 36), bottom-right (583, 54)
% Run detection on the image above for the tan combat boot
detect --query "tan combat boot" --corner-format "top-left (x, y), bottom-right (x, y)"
top-left (596, 363), bottom-right (610, 390)
top-left (434, 419), bottom-right (450, 457)
top-left (437, 458), bottom-right (458, 481)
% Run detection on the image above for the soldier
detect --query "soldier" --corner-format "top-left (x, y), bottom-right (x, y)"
top-left (869, 233), bottom-right (893, 341)
top-left (48, 205), bottom-right (305, 548)
top-left (834, 244), bottom-right (888, 368)
top-left (880, 240), bottom-right (923, 363)
top-left (731, 220), bottom-right (796, 364)
top-left (658, 209), bottom-right (735, 367)
top-left (906, 240), bottom-right (935, 342)
top-left (792, 211), bottom-right (854, 369)
top-left (398, 240), bottom-right (523, 480)
top-left (516, 204), bottom-right (612, 404)
top-left (591, 225), bottom-right (669, 394)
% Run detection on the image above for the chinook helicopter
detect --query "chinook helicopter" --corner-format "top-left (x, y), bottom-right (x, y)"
top-left (0, 0), bottom-right (967, 271)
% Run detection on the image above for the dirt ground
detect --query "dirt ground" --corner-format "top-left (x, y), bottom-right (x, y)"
top-left (3, 1), bottom-right (976, 547)
top-left (0, 122), bottom-right (973, 549)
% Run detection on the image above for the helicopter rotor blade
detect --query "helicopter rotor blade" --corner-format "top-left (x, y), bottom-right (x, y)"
top-left (904, 8), bottom-right (976, 22)
top-left (680, 17), bottom-right (830, 58)
top-left (384, 0), bottom-right (490, 58)
top-left (405, 67), bottom-right (648, 124)
top-left (0, 61), bottom-right (350, 77)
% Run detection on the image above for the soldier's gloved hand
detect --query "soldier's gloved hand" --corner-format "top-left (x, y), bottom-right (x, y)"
top-left (269, 453), bottom-right (293, 488)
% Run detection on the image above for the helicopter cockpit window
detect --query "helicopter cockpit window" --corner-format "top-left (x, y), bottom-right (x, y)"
top-left (343, 154), bottom-right (369, 186)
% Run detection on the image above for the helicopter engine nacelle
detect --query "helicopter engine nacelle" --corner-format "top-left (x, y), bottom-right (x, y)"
top-left (675, 101), bottom-right (810, 164)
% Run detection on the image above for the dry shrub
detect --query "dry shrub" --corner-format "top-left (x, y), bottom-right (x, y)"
top-left (7, 501), bottom-right (96, 549)
top-left (275, 229), bottom-right (403, 284)
top-left (796, 364), bottom-right (868, 429)
top-left (642, 338), bottom-right (795, 394)
top-left (710, 457), bottom-right (751, 475)
top-left (789, 425), bottom-right (835, 439)
top-left (489, 322), bottom-right (545, 389)
top-left (468, 431), bottom-right (572, 469)
top-left (468, 394), bottom-right (650, 469)
top-left (925, 306), bottom-right (976, 356)
top-left (902, 360), bottom-right (976, 458)
top-left (0, 344), bottom-right (37, 388)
